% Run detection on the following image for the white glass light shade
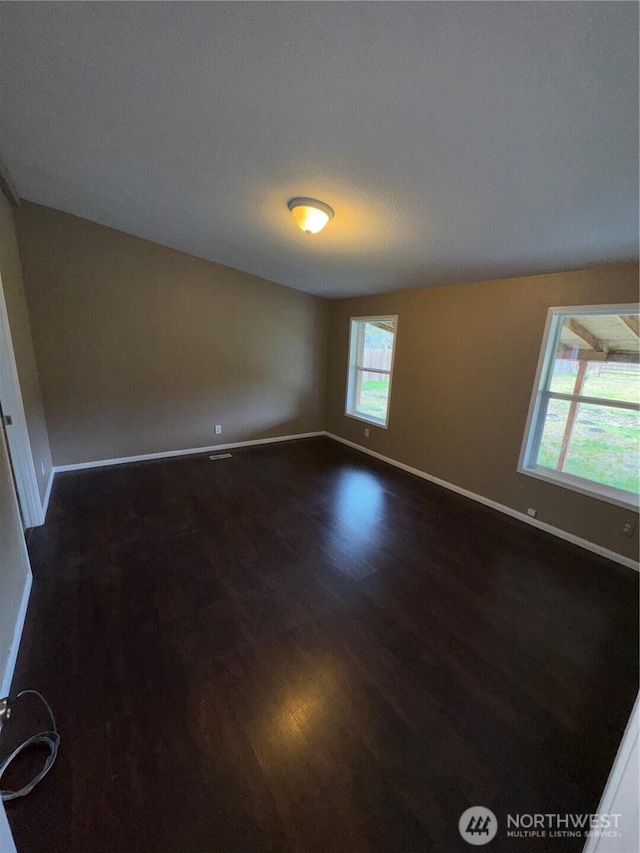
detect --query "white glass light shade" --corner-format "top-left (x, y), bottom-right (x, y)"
top-left (287, 198), bottom-right (334, 234)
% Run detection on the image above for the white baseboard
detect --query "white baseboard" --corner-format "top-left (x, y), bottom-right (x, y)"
top-left (41, 466), bottom-right (55, 521)
top-left (324, 432), bottom-right (640, 573)
top-left (1, 571), bottom-right (32, 698)
top-left (53, 431), bottom-right (324, 473)
top-left (41, 429), bottom-right (640, 572)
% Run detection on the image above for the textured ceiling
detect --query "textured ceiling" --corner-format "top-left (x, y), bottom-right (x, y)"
top-left (0, 2), bottom-right (637, 298)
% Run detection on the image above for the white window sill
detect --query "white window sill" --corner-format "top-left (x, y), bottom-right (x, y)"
top-left (345, 411), bottom-right (389, 430)
top-left (518, 464), bottom-right (639, 512)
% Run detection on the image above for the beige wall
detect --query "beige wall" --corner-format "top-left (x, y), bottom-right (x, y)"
top-left (0, 196), bottom-right (52, 501)
top-left (326, 263), bottom-right (639, 561)
top-left (16, 202), bottom-right (328, 466)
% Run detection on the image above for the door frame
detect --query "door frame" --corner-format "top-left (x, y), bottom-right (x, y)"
top-left (583, 693), bottom-right (639, 852)
top-left (0, 270), bottom-right (44, 528)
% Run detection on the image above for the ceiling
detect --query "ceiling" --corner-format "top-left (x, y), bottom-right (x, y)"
top-left (0, 2), bottom-right (637, 298)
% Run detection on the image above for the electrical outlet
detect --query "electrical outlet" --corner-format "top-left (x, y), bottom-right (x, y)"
top-left (622, 521), bottom-right (635, 537)
top-left (215, 425), bottom-right (222, 435)
top-left (364, 428), bottom-right (369, 438)
top-left (527, 508), bottom-right (537, 518)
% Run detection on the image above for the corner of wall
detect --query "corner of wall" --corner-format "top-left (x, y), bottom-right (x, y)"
top-left (0, 195), bottom-right (54, 519)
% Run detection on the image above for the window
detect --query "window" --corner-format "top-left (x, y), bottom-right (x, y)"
top-left (345, 316), bottom-right (397, 428)
top-left (519, 304), bottom-right (640, 509)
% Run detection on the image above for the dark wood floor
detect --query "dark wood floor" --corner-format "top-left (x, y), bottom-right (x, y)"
top-left (4, 437), bottom-right (638, 852)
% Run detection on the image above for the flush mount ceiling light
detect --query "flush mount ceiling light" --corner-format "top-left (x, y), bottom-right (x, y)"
top-left (287, 197), bottom-right (334, 234)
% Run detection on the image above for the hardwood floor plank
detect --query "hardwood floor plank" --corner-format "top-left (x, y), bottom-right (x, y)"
top-left (4, 437), bottom-right (637, 852)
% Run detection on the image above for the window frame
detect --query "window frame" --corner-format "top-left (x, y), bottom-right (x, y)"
top-left (518, 303), bottom-right (640, 511)
top-left (345, 315), bottom-right (398, 429)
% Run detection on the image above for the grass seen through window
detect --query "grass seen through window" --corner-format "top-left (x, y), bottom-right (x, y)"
top-left (537, 363), bottom-right (639, 493)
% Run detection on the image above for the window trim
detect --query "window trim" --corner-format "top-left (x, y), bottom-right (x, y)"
top-left (517, 303), bottom-right (640, 512)
top-left (345, 315), bottom-right (398, 429)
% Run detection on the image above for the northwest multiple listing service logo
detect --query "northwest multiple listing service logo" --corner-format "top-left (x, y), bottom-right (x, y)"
top-left (458, 807), bottom-right (623, 846)
top-left (459, 807), bottom-right (498, 845)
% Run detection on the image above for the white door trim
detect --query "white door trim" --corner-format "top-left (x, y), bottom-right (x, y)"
top-left (583, 694), bottom-right (639, 852)
top-left (0, 800), bottom-right (17, 853)
top-left (0, 271), bottom-right (44, 528)
top-left (0, 570), bottom-right (32, 698)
